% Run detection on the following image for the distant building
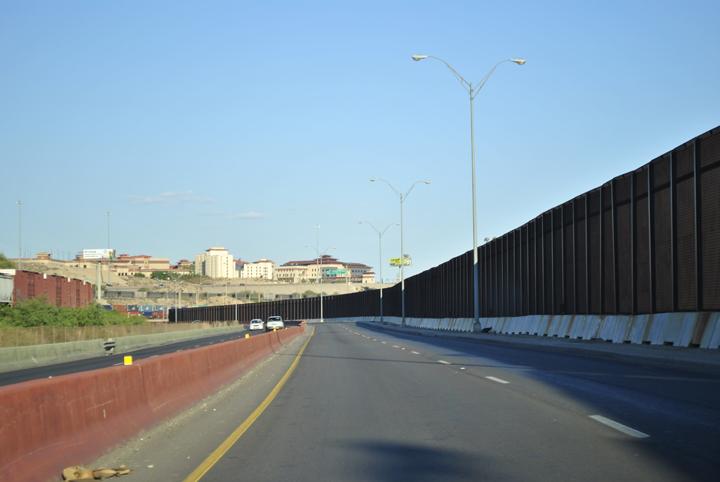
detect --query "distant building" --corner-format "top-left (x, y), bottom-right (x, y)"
top-left (279, 255), bottom-right (373, 283)
top-left (345, 262), bottom-right (374, 283)
top-left (194, 247), bottom-right (239, 279)
top-left (111, 254), bottom-right (171, 277)
top-left (275, 265), bottom-right (307, 283)
top-left (235, 258), bottom-right (248, 275)
top-left (240, 259), bottom-right (276, 280)
top-left (172, 259), bottom-right (194, 274)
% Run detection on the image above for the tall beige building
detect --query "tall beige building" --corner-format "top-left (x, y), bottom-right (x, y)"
top-left (240, 259), bottom-right (276, 280)
top-left (195, 247), bottom-right (238, 279)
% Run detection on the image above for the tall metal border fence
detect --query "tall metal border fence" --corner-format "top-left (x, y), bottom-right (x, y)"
top-left (172, 126), bottom-right (720, 323)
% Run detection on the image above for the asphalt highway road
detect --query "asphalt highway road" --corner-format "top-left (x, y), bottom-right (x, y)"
top-left (196, 322), bottom-right (720, 482)
top-left (0, 328), bottom-right (251, 387)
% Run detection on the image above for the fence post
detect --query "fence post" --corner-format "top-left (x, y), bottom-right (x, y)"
top-left (670, 151), bottom-right (677, 311)
top-left (693, 139), bottom-right (703, 311)
top-left (630, 171), bottom-right (637, 315)
top-left (648, 163), bottom-right (656, 313)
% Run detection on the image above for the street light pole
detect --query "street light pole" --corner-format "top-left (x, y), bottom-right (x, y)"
top-left (359, 221), bottom-right (396, 323)
top-left (308, 226), bottom-right (334, 323)
top-left (370, 178), bottom-right (430, 326)
top-left (17, 200), bottom-right (22, 260)
top-left (411, 54), bottom-right (525, 328)
top-left (106, 211), bottom-right (111, 250)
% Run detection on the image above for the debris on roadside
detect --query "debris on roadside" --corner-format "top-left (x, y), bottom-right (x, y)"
top-left (62, 465), bottom-right (131, 480)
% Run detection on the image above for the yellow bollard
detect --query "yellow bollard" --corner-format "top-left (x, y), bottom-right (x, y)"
top-left (123, 355), bottom-right (133, 366)
top-left (244, 333), bottom-right (250, 339)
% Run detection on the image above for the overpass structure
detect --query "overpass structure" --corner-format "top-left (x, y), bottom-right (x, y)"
top-left (173, 127), bottom-right (720, 347)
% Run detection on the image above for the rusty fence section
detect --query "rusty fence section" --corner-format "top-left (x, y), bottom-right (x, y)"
top-left (172, 126), bottom-right (720, 323)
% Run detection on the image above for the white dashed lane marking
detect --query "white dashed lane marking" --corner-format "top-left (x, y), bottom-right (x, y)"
top-left (437, 360), bottom-right (451, 365)
top-left (411, 350), bottom-right (420, 355)
top-left (589, 415), bottom-right (649, 438)
top-left (485, 376), bottom-right (510, 384)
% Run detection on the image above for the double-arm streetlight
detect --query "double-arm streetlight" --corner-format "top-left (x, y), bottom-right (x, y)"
top-left (359, 221), bottom-right (397, 323)
top-left (411, 54), bottom-right (526, 326)
top-left (306, 225), bottom-right (335, 323)
top-left (370, 178), bottom-right (430, 325)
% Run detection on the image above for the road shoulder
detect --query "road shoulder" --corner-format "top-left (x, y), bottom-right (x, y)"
top-left (84, 328), bottom-right (313, 482)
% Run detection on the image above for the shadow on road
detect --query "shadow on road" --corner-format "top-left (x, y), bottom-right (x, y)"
top-left (341, 440), bottom-right (501, 482)
top-left (350, 321), bottom-right (720, 481)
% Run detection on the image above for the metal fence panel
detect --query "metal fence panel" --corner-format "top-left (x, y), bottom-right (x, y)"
top-left (172, 126), bottom-right (720, 323)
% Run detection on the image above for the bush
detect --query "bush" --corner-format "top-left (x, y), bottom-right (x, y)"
top-left (0, 298), bottom-right (144, 327)
top-left (0, 253), bottom-right (16, 269)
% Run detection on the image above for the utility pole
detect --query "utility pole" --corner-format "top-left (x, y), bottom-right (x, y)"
top-left (106, 211), bottom-right (111, 249)
top-left (17, 200), bottom-right (22, 261)
top-left (308, 225), bottom-right (334, 323)
top-left (359, 221), bottom-right (395, 323)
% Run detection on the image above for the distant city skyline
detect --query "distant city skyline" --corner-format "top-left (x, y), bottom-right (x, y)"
top-left (1, 1), bottom-right (718, 278)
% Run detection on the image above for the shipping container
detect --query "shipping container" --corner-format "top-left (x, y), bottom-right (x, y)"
top-left (11, 270), bottom-right (95, 308)
top-left (0, 273), bottom-right (13, 304)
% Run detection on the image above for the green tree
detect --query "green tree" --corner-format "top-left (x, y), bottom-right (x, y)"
top-left (0, 253), bottom-right (16, 269)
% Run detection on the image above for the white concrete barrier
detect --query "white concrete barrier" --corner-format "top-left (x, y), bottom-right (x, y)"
top-left (648, 312), bottom-right (697, 346)
top-left (597, 315), bottom-right (632, 343)
top-left (701, 312), bottom-right (720, 349)
top-left (349, 312), bottom-right (719, 349)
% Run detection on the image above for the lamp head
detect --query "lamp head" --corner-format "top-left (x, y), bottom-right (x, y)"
top-left (511, 58), bottom-right (526, 65)
top-left (411, 54), bottom-right (428, 61)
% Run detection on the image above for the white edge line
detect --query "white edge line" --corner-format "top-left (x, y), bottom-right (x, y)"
top-left (485, 376), bottom-right (510, 384)
top-left (589, 415), bottom-right (649, 438)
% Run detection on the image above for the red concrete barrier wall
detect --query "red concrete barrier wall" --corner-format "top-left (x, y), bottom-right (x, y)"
top-left (0, 326), bottom-right (304, 482)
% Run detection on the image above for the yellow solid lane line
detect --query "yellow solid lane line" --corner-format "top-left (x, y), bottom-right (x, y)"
top-left (183, 330), bottom-right (315, 482)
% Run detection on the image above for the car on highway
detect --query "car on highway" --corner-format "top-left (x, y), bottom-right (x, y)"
top-left (248, 319), bottom-right (264, 331)
top-left (266, 315), bottom-right (284, 331)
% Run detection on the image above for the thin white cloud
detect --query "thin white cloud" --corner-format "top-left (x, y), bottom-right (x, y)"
top-left (227, 211), bottom-right (265, 220)
top-left (129, 191), bottom-right (213, 205)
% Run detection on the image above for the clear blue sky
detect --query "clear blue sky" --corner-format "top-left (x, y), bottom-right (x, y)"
top-left (1, 0), bottom-right (718, 279)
